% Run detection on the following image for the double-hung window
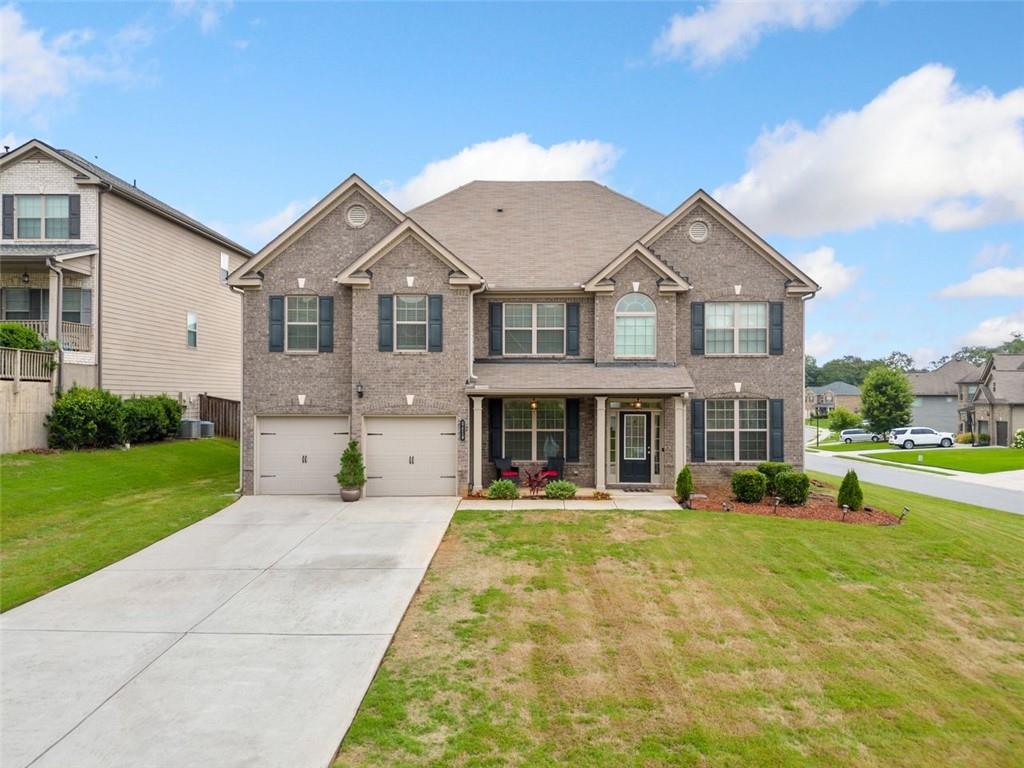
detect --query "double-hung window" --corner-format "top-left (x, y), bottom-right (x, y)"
top-left (503, 303), bottom-right (565, 355)
top-left (706, 399), bottom-right (768, 462)
top-left (63, 288), bottom-right (82, 323)
top-left (395, 295), bottom-right (427, 350)
top-left (3, 288), bottom-right (32, 320)
top-left (706, 302), bottom-right (768, 355)
top-left (503, 399), bottom-right (566, 460)
top-left (186, 311), bottom-right (198, 348)
top-left (286, 296), bottom-right (318, 351)
top-left (15, 195), bottom-right (70, 239)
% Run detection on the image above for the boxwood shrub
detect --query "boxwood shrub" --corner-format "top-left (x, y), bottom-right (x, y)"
top-left (774, 470), bottom-right (810, 505)
top-left (123, 394), bottom-right (183, 444)
top-left (731, 469), bottom-right (767, 503)
top-left (544, 480), bottom-right (577, 499)
top-left (756, 461), bottom-right (792, 495)
top-left (47, 386), bottom-right (126, 449)
top-left (487, 479), bottom-right (519, 500)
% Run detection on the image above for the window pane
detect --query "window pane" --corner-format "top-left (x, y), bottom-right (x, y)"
top-left (739, 400), bottom-right (767, 429)
top-left (4, 288), bottom-right (30, 319)
top-left (537, 431), bottom-right (563, 459)
top-left (503, 400), bottom-right (533, 430)
top-left (615, 316), bottom-right (655, 357)
top-left (535, 400), bottom-right (564, 430)
top-left (287, 296), bottom-right (317, 322)
top-left (45, 196), bottom-right (70, 238)
top-left (504, 329), bottom-right (532, 354)
top-left (396, 323), bottom-right (426, 350)
top-left (705, 328), bottom-right (734, 354)
top-left (623, 414), bottom-right (646, 460)
top-left (505, 304), bottom-right (532, 328)
top-left (739, 431), bottom-right (767, 461)
top-left (617, 293), bottom-right (655, 313)
top-left (738, 329), bottom-right (767, 354)
top-left (536, 303), bottom-right (564, 328)
top-left (395, 295), bottom-right (426, 322)
top-left (504, 431), bottom-right (532, 460)
top-left (536, 329), bottom-right (564, 354)
top-left (62, 288), bottom-right (82, 323)
top-left (706, 401), bottom-right (734, 429)
top-left (706, 303), bottom-right (733, 329)
top-left (707, 431), bottom-right (735, 461)
top-left (739, 303), bottom-right (767, 328)
top-left (654, 414), bottom-right (662, 475)
top-left (609, 415), bottom-right (617, 463)
top-left (287, 324), bottom-right (317, 350)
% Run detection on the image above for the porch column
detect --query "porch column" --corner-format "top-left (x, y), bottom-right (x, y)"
top-left (674, 395), bottom-right (686, 480)
top-left (595, 396), bottom-right (607, 490)
top-left (471, 396), bottom-right (484, 492)
top-left (47, 270), bottom-right (59, 342)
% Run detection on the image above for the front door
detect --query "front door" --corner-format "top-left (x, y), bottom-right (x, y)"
top-left (996, 421), bottom-right (1008, 447)
top-left (619, 412), bottom-right (651, 483)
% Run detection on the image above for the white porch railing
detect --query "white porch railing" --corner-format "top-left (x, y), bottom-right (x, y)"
top-left (0, 347), bottom-right (55, 390)
top-left (4, 319), bottom-right (93, 351)
top-left (14, 319), bottom-right (48, 338)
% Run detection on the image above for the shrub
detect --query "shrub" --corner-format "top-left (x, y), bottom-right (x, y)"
top-left (978, 433), bottom-right (990, 445)
top-left (335, 440), bottom-right (366, 488)
top-left (828, 406), bottom-right (861, 432)
top-left (675, 465), bottom-right (695, 500)
top-left (731, 469), bottom-right (767, 503)
top-left (756, 461), bottom-right (792, 495)
top-left (837, 469), bottom-right (863, 511)
top-left (955, 432), bottom-right (973, 444)
top-left (1013, 429), bottom-right (1024, 449)
top-left (122, 395), bottom-right (181, 444)
top-left (544, 480), bottom-right (577, 499)
top-left (0, 321), bottom-right (43, 350)
top-left (775, 471), bottom-right (810, 505)
top-left (487, 479), bottom-right (519, 500)
top-left (47, 386), bottom-right (125, 449)
top-left (155, 394), bottom-right (184, 435)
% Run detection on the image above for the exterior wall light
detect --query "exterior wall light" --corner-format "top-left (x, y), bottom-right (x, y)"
top-left (356, 383), bottom-right (364, 398)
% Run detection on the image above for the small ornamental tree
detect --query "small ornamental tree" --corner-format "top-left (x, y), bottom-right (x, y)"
top-left (675, 466), bottom-right (695, 501)
top-left (336, 440), bottom-right (366, 489)
top-left (861, 365), bottom-right (914, 436)
top-left (837, 469), bottom-right (863, 511)
top-left (828, 406), bottom-right (861, 432)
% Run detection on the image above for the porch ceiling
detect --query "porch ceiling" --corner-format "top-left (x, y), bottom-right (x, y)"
top-left (468, 362), bottom-right (695, 396)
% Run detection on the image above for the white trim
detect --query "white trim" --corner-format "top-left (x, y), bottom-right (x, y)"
top-left (595, 396), bottom-right (607, 490)
top-left (185, 310), bottom-right (198, 348)
top-left (583, 243), bottom-right (691, 293)
top-left (704, 399), bottom-right (769, 463)
top-left (502, 301), bottom-right (566, 356)
top-left (393, 294), bottom-right (428, 351)
top-left (614, 293), bottom-right (657, 359)
top-left (704, 301), bottom-right (769, 356)
top-left (284, 295), bottom-right (318, 353)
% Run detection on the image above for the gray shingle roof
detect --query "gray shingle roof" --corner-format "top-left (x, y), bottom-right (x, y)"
top-left (1, 243), bottom-right (98, 258)
top-left (810, 381), bottom-right (860, 395)
top-left (409, 181), bottom-right (664, 289)
top-left (987, 354), bottom-right (1024, 404)
top-left (469, 362), bottom-right (695, 394)
top-left (907, 360), bottom-right (982, 396)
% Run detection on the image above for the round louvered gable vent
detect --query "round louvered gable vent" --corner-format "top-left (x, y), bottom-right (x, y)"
top-left (346, 204), bottom-right (369, 228)
top-left (688, 220), bottom-right (709, 243)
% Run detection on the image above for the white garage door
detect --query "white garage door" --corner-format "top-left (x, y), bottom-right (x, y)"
top-left (364, 416), bottom-right (457, 496)
top-left (257, 416), bottom-right (350, 495)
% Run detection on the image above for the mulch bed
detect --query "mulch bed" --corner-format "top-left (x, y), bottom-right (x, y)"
top-left (685, 485), bottom-right (901, 526)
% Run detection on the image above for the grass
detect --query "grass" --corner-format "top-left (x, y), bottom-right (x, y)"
top-left (869, 447), bottom-right (1024, 474)
top-left (0, 439), bottom-right (239, 611)
top-left (835, 455), bottom-right (955, 476)
top-left (334, 473), bottom-right (1024, 768)
top-left (815, 440), bottom-right (889, 452)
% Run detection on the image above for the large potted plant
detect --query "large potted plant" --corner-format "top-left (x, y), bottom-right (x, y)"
top-left (336, 440), bottom-right (366, 501)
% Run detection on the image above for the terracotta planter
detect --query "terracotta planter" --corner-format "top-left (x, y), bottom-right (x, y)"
top-left (340, 487), bottom-right (362, 502)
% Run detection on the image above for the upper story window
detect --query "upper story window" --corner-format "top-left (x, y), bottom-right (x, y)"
top-left (615, 293), bottom-right (656, 358)
top-left (16, 195), bottom-right (70, 239)
top-left (186, 311), bottom-right (198, 348)
top-left (395, 295), bottom-right (428, 350)
top-left (286, 295), bottom-right (318, 351)
top-left (220, 253), bottom-right (231, 283)
top-left (706, 302), bottom-right (767, 355)
top-left (504, 302), bottom-right (565, 355)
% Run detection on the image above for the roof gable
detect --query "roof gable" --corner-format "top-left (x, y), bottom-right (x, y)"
top-left (0, 139), bottom-right (102, 183)
top-left (583, 243), bottom-right (691, 293)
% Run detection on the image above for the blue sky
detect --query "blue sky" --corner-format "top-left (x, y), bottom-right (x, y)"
top-left (2, 1), bottom-right (1022, 366)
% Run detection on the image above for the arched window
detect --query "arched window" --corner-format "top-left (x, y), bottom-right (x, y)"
top-left (615, 293), bottom-right (656, 358)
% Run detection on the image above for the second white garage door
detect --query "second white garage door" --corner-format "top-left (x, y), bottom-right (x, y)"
top-left (257, 416), bottom-right (350, 495)
top-left (364, 416), bottom-right (457, 496)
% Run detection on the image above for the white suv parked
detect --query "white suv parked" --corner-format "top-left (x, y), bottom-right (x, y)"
top-left (889, 427), bottom-right (954, 449)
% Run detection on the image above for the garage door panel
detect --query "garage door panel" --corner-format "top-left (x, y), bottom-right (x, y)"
top-left (364, 416), bottom-right (457, 497)
top-left (258, 417), bottom-right (349, 495)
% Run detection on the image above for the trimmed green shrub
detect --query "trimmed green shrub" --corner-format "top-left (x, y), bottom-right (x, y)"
top-left (123, 395), bottom-right (182, 444)
top-left (0, 321), bottom-right (43, 350)
top-left (828, 406), bottom-right (861, 432)
top-left (978, 433), bottom-right (990, 445)
top-left (756, 461), bottom-right (792, 495)
top-left (775, 471), bottom-right (810, 505)
top-left (675, 466), bottom-right (695, 500)
top-left (954, 432), bottom-right (973, 444)
top-left (336, 440), bottom-right (366, 488)
top-left (731, 469), bottom-right (767, 503)
top-left (544, 480), bottom-right (577, 499)
top-left (487, 479), bottom-right (519, 500)
top-left (837, 469), bottom-right (863, 511)
top-left (156, 394), bottom-right (183, 435)
top-left (47, 386), bottom-right (125, 449)
top-left (1013, 429), bottom-right (1024, 449)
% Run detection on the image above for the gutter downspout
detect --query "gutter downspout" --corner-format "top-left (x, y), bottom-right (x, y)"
top-left (230, 283), bottom-right (246, 494)
top-left (467, 282), bottom-right (487, 382)
top-left (96, 184), bottom-right (111, 387)
top-left (46, 258), bottom-right (64, 393)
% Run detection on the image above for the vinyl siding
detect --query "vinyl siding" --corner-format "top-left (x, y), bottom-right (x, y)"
top-left (99, 193), bottom-right (244, 403)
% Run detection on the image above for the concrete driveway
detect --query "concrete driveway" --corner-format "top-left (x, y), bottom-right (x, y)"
top-left (0, 495), bottom-right (457, 768)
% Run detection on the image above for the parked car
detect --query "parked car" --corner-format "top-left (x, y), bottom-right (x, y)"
top-left (840, 428), bottom-right (883, 443)
top-left (889, 427), bottom-right (954, 449)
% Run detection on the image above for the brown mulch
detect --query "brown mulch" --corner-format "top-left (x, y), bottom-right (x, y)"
top-left (686, 486), bottom-right (901, 526)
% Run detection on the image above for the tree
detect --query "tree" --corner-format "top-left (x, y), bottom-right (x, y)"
top-left (819, 355), bottom-right (881, 386)
top-left (828, 406), bottom-right (861, 432)
top-left (861, 366), bottom-right (914, 435)
top-left (805, 355), bottom-right (821, 387)
top-left (883, 351), bottom-right (915, 372)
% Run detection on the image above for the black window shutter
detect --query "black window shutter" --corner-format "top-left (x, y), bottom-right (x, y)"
top-left (80, 288), bottom-right (92, 326)
top-left (565, 398), bottom-right (580, 461)
top-left (68, 195), bottom-right (81, 239)
top-left (691, 302), bottom-right (705, 356)
top-left (769, 302), bottom-right (784, 355)
top-left (378, 294), bottom-right (394, 352)
top-left (488, 399), bottom-right (502, 459)
top-left (566, 302), bottom-right (580, 356)
top-left (318, 296), bottom-right (334, 353)
top-left (428, 294), bottom-right (443, 352)
top-left (691, 399), bottom-right (705, 463)
top-left (488, 302), bottom-right (503, 355)
top-left (268, 295), bottom-right (284, 352)
top-left (2, 195), bottom-right (13, 239)
top-left (770, 399), bottom-right (784, 461)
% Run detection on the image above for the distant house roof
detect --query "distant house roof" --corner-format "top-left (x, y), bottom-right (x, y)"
top-left (907, 359), bottom-right (982, 396)
top-left (977, 354), bottom-right (1024, 404)
top-left (810, 381), bottom-right (860, 396)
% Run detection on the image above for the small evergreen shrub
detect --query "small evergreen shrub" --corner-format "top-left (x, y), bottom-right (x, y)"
top-left (978, 433), bottom-right (990, 445)
top-left (544, 480), bottom-right (577, 499)
top-left (756, 461), bottom-right (792, 495)
top-left (47, 386), bottom-right (125, 449)
top-left (837, 469), bottom-right (863, 511)
top-left (487, 479), bottom-right (519, 500)
top-left (954, 432), bottom-right (973, 444)
top-left (731, 469), bottom-right (767, 503)
top-left (775, 471), bottom-right (810, 505)
top-left (335, 440), bottom-right (366, 488)
top-left (122, 395), bottom-right (182, 444)
top-left (675, 466), bottom-right (695, 500)
top-left (1013, 429), bottom-right (1024, 449)
top-left (0, 321), bottom-right (43, 350)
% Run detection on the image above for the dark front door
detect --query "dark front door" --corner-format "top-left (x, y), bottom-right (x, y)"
top-left (619, 412), bottom-right (651, 483)
top-left (996, 421), bottom-right (1008, 446)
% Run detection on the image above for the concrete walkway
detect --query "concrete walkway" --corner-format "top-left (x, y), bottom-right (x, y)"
top-left (0, 495), bottom-right (457, 768)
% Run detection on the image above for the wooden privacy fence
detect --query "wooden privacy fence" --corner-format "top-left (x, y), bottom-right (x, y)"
top-left (198, 393), bottom-right (240, 440)
top-left (0, 347), bottom-right (55, 391)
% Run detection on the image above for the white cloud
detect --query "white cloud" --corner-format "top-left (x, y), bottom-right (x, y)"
top-left (242, 198), bottom-right (315, 249)
top-left (172, 1), bottom-right (233, 34)
top-left (653, 1), bottom-right (858, 67)
top-left (1, 131), bottom-right (19, 151)
top-left (805, 331), bottom-right (836, 358)
top-left (972, 242), bottom-right (1012, 268)
top-left (939, 266), bottom-right (1024, 298)
top-left (714, 65), bottom-right (1024, 236)
top-left (911, 347), bottom-right (939, 370)
top-left (792, 246), bottom-right (860, 298)
top-left (960, 310), bottom-right (1024, 346)
top-left (384, 133), bottom-right (621, 209)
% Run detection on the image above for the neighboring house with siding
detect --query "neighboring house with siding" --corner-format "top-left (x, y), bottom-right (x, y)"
top-left (905, 359), bottom-right (981, 434)
top-left (964, 354), bottom-right (1024, 446)
top-left (0, 139), bottom-right (250, 448)
top-left (804, 381), bottom-right (860, 418)
top-left (229, 176), bottom-right (819, 496)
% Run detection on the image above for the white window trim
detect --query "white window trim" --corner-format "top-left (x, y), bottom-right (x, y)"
top-left (15, 194), bottom-right (70, 241)
top-left (285, 295), bottom-right (318, 353)
top-left (185, 311), bottom-right (198, 348)
top-left (705, 399), bottom-right (769, 463)
top-left (503, 398), bottom-right (566, 461)
top-left (502, 302), bottom-right (566, 357)
top-left (705, 302), bottom-right (769, 357)
top-left (614, 293), bottom-right (657, 359)
top-left (394, 294), bottom-right (428, 352)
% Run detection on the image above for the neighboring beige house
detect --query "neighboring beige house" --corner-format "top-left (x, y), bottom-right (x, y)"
top-left (229, 176), bottom-right (819, 496)
top-left (905, 359), bottom-right (981, 434)
top-left (965, 354), bottom-right (1024, 446)
top-left (804, 381), bottom-right (861, 419)
top-left (1, 139), bottom-right (250, 450)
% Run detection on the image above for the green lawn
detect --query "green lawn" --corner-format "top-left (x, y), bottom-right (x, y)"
top-left (816, 440), bottom-right (889, 452)
top-left (334, 474), bottom-right (1024, 767)
top-left (0, 439), bottom-right (239, 611)
top-left (869, 447), bottom-right (1024, 474)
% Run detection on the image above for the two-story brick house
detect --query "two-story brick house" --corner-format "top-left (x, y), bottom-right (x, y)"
top-left (229, 176), bottom-right (819, 496)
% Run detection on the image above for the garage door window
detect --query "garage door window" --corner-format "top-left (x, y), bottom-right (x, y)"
top-left (503, 399), bottom-right (565, 460)
top-left (286, 296), bottom-right (318, 351)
